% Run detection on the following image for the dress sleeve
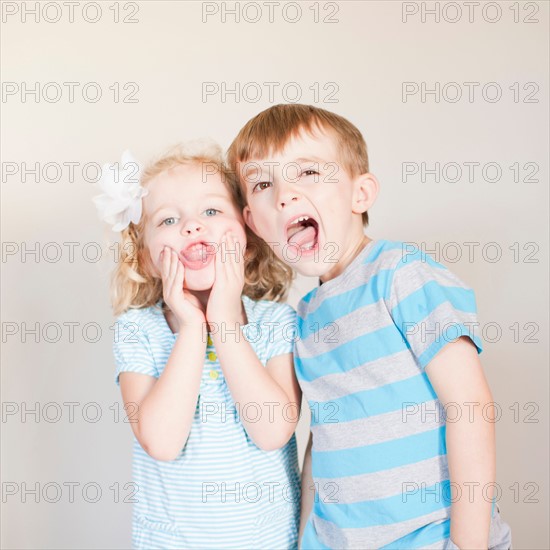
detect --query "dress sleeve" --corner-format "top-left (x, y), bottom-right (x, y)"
top-left (386, 248), bottom-right (483, 370)
top-left (112, 311), bottom-right (159, 386)
top-left (265, 303), bottom-right (297, 362)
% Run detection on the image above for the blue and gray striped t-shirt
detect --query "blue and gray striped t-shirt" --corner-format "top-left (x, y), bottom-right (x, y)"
top-left (296, 239), bottom-right (492, 549)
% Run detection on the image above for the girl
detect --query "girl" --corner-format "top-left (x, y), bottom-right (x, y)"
top-left (95, 141), bottom-right (301, 549)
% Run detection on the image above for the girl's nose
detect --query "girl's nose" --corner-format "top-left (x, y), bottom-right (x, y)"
top-left (181, 218), bottom-right (204, 235)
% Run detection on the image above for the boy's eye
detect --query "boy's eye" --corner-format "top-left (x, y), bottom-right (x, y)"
top-left (252, 181), bottom-right (272, 193)
top-left (303, 169), bottom-right (319, 176)
top-left (161, 217), bottom-right (178, 226)
top-left (204, 208), bottom-right (220, 216)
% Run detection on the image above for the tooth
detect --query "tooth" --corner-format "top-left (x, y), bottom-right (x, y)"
top-left (291, 215), bottom-right (310, 227)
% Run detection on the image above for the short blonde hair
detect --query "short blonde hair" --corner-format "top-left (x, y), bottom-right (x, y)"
top-left (110, 141), bottom-right (294, 317)
top-left (227, 104), bottom-right (370, 225)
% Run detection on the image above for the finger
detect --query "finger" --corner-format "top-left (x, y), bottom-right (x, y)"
top-left (222, 233), bottom-right (232, 280)
top-left (161, 246), bottom-right (173, 296)
top-left (161, 246), bottom-right (170, 281)
top-left (229, 233), bottom-right (243, 277)
top-left (169, 249), bottom-right (178, 282)
top-left (233, 233), bottom-right (243, 263)
top-left (225, 233), bottom-right (234, 282)
top-left (231, 234), bottom-right (246, 288)
top-left (215, 235), bottom-right (225, 283)
top-left (175, 258), bottom-right (184, 292)
top-left (167, 249), bottom-right (181, 298)
top-left (164, 248), bottom-right (175, 288)
top-left (162, 279), bottom-right (172, 304)
top-left (180, 261), bottom-right (186, 289)
top-left (228, 233), bottom-right (239, 275)
top-left (233, 232), bottom-right (244, 264)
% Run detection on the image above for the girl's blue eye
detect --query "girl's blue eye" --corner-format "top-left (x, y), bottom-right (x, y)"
top-left (204, 208), bottom-right (219, 216)
top-left (162, 217), bottom-right (177, 226)
top-left (253, 182), bottom-right (272, 193)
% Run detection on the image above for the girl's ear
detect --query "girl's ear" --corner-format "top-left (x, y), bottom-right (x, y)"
top-left (352, 172), bottom-right (379, 215)
top-left (243, 205), bottom-right (259, 235)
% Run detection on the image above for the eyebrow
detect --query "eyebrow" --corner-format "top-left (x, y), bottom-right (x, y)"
top-left (150, 194), bottom-right (231, 217)
top-left (294, 156), bottom-right (328, 164)
top-left (242, 156), bottom-right (329, 180)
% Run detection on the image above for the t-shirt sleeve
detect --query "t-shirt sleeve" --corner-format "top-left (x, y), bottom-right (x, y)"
top-left (265, 303), bottom-right (297, 362)
top-left (386, 248), bottom-right (483, 370)
top-left (112, 311), bottom-right (158, 387)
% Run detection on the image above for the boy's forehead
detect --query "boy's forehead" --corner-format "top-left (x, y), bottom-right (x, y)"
top-left (241, 127), bottom-right (339, 174)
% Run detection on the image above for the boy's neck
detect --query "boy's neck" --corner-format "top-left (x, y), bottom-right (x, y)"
top-left (320, 235), bottom-right (372, 284)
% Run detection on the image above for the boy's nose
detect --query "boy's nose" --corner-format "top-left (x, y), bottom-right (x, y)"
top-left (280, 196), bottom-right (299, 208)
top-left (277, 188), bottom-right (301, 209)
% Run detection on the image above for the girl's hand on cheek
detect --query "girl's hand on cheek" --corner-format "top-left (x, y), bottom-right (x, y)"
top-left (161, 246), bottom-right (205, 328)
top-left (206, 232), bottom-right (245, 325)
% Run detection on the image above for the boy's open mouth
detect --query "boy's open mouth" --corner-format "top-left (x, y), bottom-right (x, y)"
top-left (286, 215), bottom-right (319, 251)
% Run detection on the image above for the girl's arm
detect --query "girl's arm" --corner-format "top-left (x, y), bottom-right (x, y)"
top-left (119, 247), bottom-right (207, 462)
top-left (425, 336), bottom-right (495, 549)
top-left (207, 232), bottom-right (301, 450)
top-left (119, 324), bottom-right (206, 461)
top-left (211, 329), bottom-right (302, 451)
top-left (299, 433), bottom-right (315, 548)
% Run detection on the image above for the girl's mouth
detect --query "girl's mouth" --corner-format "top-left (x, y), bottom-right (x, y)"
top-left (180, 242), bottom-right (215, 270)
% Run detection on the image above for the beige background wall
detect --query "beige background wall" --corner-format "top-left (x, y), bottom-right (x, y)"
top-left (2, 1), bottom-right (548, 548)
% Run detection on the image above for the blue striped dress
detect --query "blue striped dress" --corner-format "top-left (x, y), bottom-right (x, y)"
top-left (296, 239), bottom-right (511, 550)
top-left (113, 295), bottom-right (300, 549)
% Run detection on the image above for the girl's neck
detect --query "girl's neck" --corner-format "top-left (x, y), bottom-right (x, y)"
top-left (164, 289), bottom-right (248, 334)
top-left (189, 289), bottom-right (211, 313)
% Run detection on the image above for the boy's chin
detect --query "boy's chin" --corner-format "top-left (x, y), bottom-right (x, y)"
top-left (291, 261), bottom-right (333, 279)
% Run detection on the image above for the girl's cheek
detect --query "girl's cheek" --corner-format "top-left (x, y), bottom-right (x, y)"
top-left (229, 221), bottom-right (247, 242)
top-left (138, 247), bottom-right (159, 280)
top-left (145, 239), bottom-right (163, 273)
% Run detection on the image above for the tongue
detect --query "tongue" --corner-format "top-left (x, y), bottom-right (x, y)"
top-left (182, 246), bottom-right (207, 262)
top-left (288, 226), bottom-right (317, 248)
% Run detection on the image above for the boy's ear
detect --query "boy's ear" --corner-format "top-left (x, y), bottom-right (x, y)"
top-left (243, 205), bottom-right (259, 235)
top-left (352, 172), bottom-right (379, 215)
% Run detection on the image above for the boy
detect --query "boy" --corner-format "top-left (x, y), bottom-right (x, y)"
top-left (227, 104), bottom-right (512, 549)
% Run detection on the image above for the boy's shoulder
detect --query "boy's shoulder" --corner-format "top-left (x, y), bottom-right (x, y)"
top-left (351, 239), bottom-right (447, 273)
top-left (296, 239), bottom-right (460, 317)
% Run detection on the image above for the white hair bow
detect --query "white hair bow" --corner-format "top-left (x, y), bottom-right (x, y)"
top-left (93, 150), bottom-right (149, 232)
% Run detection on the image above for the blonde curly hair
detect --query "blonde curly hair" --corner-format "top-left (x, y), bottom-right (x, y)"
top-left (110, 140), bottom-right (294, 317)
